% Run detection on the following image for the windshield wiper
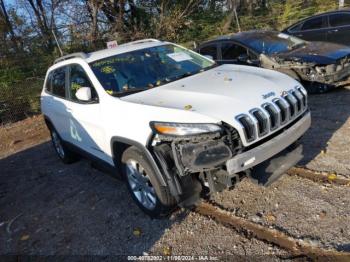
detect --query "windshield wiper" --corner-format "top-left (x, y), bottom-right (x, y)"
top-left (170, 65), bottom-right (218, 82)
top-left (203, 63), bottom-right (219, 71)
top-left (109, 88), bottom-right (148, 97)
top-left (173, 72), bottom-right (193, 81)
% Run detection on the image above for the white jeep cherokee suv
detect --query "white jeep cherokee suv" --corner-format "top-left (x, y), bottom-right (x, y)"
top-left (41, 39), bottom-right (311, 217)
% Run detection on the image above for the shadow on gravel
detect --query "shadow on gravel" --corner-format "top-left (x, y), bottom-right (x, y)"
top-left (0, 142), bottom-right (185, 255)
top-left (299, 87), bottom-right (350, 168)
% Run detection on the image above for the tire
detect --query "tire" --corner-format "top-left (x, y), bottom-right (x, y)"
top-left (122, 146), bottom-right (176, 217)
top-left (49, 127), bottom-right (79, 164)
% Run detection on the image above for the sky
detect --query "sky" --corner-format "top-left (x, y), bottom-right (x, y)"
top-left (4, 0), bottom-right (16, 7)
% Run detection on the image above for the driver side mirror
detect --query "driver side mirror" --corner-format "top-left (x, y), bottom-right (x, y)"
top-left (75, 87), bottom-right (92, 102)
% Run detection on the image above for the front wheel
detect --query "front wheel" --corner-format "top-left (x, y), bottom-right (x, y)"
top-left (122, 146), bottom-right (176, 217)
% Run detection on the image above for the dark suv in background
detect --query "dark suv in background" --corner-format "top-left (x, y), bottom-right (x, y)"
top-left (283, 10), bottom-right (350, 46)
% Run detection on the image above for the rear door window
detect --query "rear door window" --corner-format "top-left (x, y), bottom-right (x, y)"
top-left (301, 16), bottom-right (326, 30)
top-left (288, 23), bottom-right (303, 32)
top-left (329, 13), bottom-right (350, 27)
top-left (199, 44), bottom-right (218, 60)
top-left (51, 67), bottom-right (66, 98)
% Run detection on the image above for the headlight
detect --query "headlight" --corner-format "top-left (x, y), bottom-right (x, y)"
top-left (150, 122), bottom-right (222, 136)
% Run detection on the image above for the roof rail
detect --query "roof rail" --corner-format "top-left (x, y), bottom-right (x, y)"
top-left (120, 39), bottom-right (161, 47)
top-left (54, 52), bottom-right (88, 64)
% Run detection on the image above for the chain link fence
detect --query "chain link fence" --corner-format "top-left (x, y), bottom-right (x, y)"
top-left (0, 78), bottom-right (43, 125)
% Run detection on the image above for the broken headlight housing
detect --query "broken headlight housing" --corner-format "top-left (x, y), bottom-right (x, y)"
top-left (315, 66), bottom-right (326, 75)
top-left (150, 122), bottom-right (222, 136)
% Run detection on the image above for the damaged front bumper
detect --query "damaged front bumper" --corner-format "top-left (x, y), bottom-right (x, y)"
top-left (226, 111), bottom-right (311, 175)
top-left (152, 111), bottom-right (310, 206)
top-left (249, 142), bottom-right (303, 186)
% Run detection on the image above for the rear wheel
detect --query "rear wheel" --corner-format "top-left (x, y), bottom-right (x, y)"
top-left (50, 127), bottom-right (78, 164)
top-left (122, 146), bottom-right (176, 217)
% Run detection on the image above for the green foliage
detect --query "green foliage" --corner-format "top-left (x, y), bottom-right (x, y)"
top-left (0, 78), bottom-right (42, 123)
top-left (279, 0), bottom-right (324, 28)
top-left (314, 0), bottom-right (338, 12)
top-left (181, 9), bottom-right (227, 43)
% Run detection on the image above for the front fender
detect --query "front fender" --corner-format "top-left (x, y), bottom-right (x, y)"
top-left (110, 136), bottom-right (167, 186)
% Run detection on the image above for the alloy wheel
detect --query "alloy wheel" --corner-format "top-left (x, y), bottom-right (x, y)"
top-left (126, 159), bottom-right (157, 210)
top-left (52, 131), bottom-right (65, 159)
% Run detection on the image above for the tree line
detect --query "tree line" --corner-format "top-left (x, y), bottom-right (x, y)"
top-left (0, 0), bottom-right (344, 123)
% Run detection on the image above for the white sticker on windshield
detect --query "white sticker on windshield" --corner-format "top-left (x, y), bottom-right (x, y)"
top-left (167, 52), bottom-right (193, 62)
top-left (278, 33), bottom-right (289, 39)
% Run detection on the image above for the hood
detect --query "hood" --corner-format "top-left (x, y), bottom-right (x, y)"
top-left (273, 42), bottom-right (350, 65)
top-left (121, 64), bottom-right (298, 126)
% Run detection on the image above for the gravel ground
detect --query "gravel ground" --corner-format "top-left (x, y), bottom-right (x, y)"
top-left (300, 86), bottom-right (350, 176)
top-left (0, 87), bottom-right (349, 258)
top-left (212, 175), bottom-right (350, 251)
top-left (149, 212), bottom-right (289, 258)
top-left (0, 142), bottom-right (288, 259)
top-left (0, 115), bottom-right (49, 159)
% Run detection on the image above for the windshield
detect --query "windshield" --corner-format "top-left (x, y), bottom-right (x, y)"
top-left (89, 44), bottom-right (216, 97)
top-left (244, 33), bottom-right (306, 55)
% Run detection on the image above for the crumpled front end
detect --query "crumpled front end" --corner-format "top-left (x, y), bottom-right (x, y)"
top-left (148, 86), bottom-right (310, 207)
top-left (150, 122), bottom-right (243, 207)
top-left (309, 56), bottom-right (350, 85)
top-left (261, 54), bottom-right (350, 85)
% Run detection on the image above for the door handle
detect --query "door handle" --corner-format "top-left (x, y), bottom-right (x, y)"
top-left (66, 108), bottom-right (72, 113)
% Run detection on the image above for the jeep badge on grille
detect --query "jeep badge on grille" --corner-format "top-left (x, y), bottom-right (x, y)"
top-left (262, 92), bottom-right (276, 99)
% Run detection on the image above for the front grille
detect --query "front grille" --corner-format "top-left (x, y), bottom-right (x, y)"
top-left (236, 115), bottom-right (256, 142)
top-left (297, 87), bottom-right (307, 108)
top-left (283, 94), bottom-right (298, 118)
top-left (250, 109), bottom-right (268, 137)
top-left (234, 87), bottom-right (308, 144)
top-left (274, 98), bottom-right (288, 124)
top-left (292, 89), bottom-right (306, 113)
top-left (262, 103), bottom-right (279, 130)
top-left (291, 90), bottom-right (302, 112)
